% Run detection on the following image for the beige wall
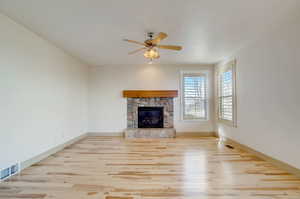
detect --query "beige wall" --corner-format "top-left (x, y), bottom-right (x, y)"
top-left (216, 18), bottom-right (300, 169)
top-left (88, 64), bottom-right (215, 133)
top-left (0, 14), bottom-right (89, 169)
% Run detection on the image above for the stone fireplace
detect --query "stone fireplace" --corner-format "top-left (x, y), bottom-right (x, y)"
top-left (123, 90), bottom-right (178, 138)
top-left (127, 98), bottom-right (173, 128)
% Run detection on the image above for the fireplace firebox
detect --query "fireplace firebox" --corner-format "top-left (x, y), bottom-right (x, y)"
top-left (138, 107), bottom-right (164, 128)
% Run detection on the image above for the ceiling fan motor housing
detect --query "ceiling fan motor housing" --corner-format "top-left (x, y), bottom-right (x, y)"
top-left (147, 32), bottom-right (154, 39)
top-left (145, 32), bottom-right (155, 46)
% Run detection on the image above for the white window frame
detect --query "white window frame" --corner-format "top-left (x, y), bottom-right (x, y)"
top-left (180, 71), bottom-right (209, 121)
top-left (217, 60), bottom-right (237, 127)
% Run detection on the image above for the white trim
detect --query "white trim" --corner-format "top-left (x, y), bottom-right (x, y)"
top-left (21, 133), bottom-right (87, 170)
top-left (2, 132), bottom-right (124, 182)
top-left (221, 136), bottom-right (300, 178)
top-left (1, 133), bottom-right (87, 183)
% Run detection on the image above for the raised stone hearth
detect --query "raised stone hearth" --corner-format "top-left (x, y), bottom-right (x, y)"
top-left (124, 128), bottom-right (176, 138)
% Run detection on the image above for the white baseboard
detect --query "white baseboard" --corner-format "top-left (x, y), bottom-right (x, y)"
top-left (21, 133), bottom-right (87, 170)
top-left (222, 136), bottom-right (300, 179)
top-left (88, 132), bottom-right (217, 137)
top-left (87, 132), bottom-right (124, 137)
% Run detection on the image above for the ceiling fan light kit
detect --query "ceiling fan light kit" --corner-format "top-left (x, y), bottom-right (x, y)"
top-left (124, 32), bottom-right (182, 63)
top-left (144, 48), bottom-right (160, 59)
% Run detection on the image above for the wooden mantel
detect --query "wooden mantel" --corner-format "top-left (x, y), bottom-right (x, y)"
top-left (123, 90), bottom-right (178, 98)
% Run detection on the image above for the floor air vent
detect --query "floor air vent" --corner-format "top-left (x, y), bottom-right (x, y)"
top-left (225, 144), bottom-right (234, 149)
top-left (0, 163), bottom-right (20, 182)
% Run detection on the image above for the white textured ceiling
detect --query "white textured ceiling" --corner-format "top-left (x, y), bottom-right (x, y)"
top-left (0, 0), bottom-right (300, 66)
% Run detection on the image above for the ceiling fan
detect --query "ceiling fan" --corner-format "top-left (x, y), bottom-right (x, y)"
top-left (123, 32), bottom-right (182, 62)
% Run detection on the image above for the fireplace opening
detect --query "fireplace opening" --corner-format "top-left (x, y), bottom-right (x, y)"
top-left (138, 107), bottom-right (164, 128)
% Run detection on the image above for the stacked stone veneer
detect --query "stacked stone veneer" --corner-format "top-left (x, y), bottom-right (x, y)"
top-left (127, 98), bottom-right (174, 128)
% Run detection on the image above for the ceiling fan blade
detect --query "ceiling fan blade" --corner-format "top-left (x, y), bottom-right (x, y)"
top-left (128, 47), bottom-right (147, 55)
top-left (157, 45), bottom-right (182, 51)
top-left (151, 32), bottom-right (168, 44)
top-left (123, 39), bottom-right (146, 46)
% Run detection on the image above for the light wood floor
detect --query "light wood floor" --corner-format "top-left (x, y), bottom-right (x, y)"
top-left (1, 136), bottom-right (300, 199)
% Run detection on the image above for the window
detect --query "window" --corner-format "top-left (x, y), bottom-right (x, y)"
top-left (181, 72), bottom-right (208, 120)
top-left (217, 60), bottom-right (236, 126)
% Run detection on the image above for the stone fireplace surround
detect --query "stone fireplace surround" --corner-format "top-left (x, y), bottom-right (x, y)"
top-left (123, 90), bottom-right (178, 138)
top-left (127, 98), bottom-right (173, 129)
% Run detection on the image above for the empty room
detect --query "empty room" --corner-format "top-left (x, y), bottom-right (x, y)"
top-left (1, 0), bottom-right (300, 198)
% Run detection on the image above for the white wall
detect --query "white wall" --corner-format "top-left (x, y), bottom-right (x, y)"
top-left (0, 14), bottom-right (89, 169)
top-left (216, 18), bottom-right (300, 169)
top-left (88, 64), bottom-right (215, 133)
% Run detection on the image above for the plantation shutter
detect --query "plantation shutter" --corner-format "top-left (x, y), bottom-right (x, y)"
top-left (182, 73), bottom-right (208, 120)
top-left (218, 69), bottom-right (233, 121)
top-left (217, 59), bottom-right (237, 126)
